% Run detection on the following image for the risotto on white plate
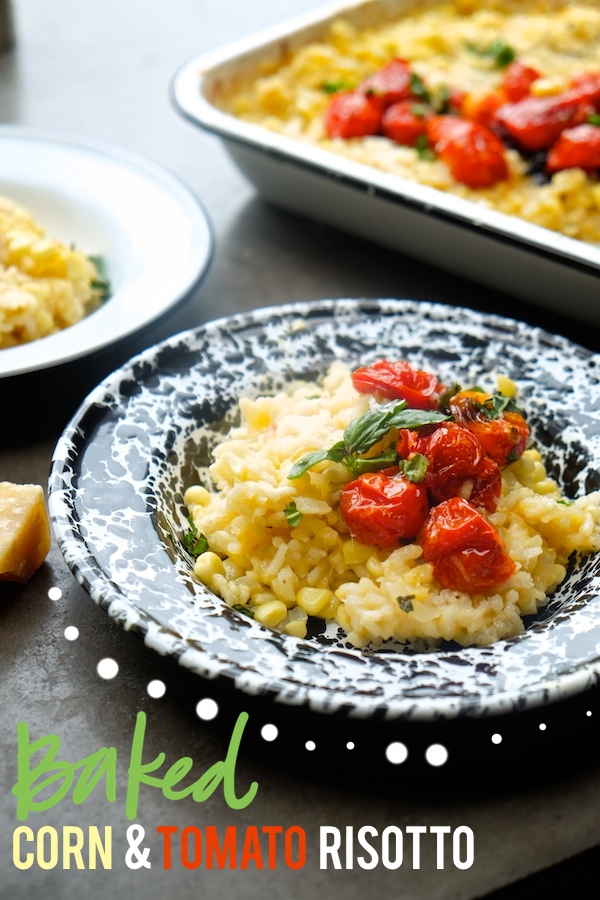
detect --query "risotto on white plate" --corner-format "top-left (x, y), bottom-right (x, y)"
top-left (183, 359), bottom-right (600, 648)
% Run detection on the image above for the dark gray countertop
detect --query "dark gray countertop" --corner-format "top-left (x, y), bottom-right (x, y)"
top-left (1, 1), bottom-right (600, 898)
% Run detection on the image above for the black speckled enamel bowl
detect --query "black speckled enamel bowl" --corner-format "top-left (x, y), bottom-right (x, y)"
top-left (49, 299), bottom-right (600, 720)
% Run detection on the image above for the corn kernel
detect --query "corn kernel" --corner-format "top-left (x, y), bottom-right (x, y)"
top-left (184, 485), bottom-right (211, 506)
top-left (254, 600), bottom-right (288, 627)
top-left (253, 590), bottom-right (279, 606)
top-left (366, 557), bottom-right (383, 578)
top-left (342, 539), bottom-right (372, 565)
top-left (194, 551), bottom-right (225, 584)
top-left (284, 618), bottom-right (308, 638)
top-left (496, 374), bottom-right (517, 398)
top-left (316, 594), bottom-right (340, 619)
top-left (296, 586), bottom-right (334, 615)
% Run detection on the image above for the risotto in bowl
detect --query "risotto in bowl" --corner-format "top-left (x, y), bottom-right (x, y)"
top-left (49, 299), bottom-right (600, 719)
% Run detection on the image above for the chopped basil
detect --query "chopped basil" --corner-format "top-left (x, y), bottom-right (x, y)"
top-left (557, 498), bottom-right (574, 506)
top-left (233, 604), bottom-right (255, 618)
top-left (434, 85), bottom-right (451, 114)
top-left (88, 254), bottom-right (111, 300)
top-left (399, 453), bottom-right (429, 483)
top-left (288, 401), bottom-right (448, 479)
top-left (183, 515), bottom-right (209, 556)
top-left (467, 39), bottom-right (516, 68)
top-left (473, 392), bottom-right (519, 420)
top-left (397, 595), bottom-right (415, 612)
top-left (409, 72), bottom-right (431, 103)
top-left (438, 382), bottom-right (462, 412)
top-left (322, 80), bottom-right (356, 94)
top-left (588, 114), bottom-right (600, 127)
top-left (415, 134), bottom-right (435, 160)
top-left (411, 103), bottom-right (429, 118)
top-left (284, 501), bottom-right (303, 527)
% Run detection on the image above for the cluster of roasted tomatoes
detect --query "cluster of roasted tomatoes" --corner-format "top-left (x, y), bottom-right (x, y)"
top-left (324, 57), bottom-right (600, 187)
top-left (339, 359), bottom-right (530, 593)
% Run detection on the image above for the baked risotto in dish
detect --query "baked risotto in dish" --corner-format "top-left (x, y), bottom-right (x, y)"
top-left (228, 0), bottom-right (600, 244)
top-left (0, 195), bottom-right (109, 349)
top-left (183, 359), bottom-right (600, 648)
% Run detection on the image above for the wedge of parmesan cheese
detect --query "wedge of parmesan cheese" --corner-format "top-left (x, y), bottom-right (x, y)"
top-left (0, 482), bottom-right (51, 583)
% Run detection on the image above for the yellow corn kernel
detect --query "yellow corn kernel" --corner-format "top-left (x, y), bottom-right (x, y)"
top-left (254, 600), bottom-right (288, 627)
top-left (284, 618), bottom-right (308, 638)
top-left (253, 590), bottom-right (279, 606)
top-left (342, 539), bottom-right (372, 565)
top-left (184, 485), bottom-right (211, 506)
top-left (316, 594), bottom-right (339, 619)
top-left (194, 551), bottom-right (225, 584)
top-left (296, 586), bottom-right (334, 615)
top-left (530, 77), bottom-right (564, 97)
top-left (496, 374), bottom-right (517, 398)
top-left (366, 557), bottom-right (383, 579)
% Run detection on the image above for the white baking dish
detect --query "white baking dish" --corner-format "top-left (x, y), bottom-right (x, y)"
top-left (172, 0), bottom-right (600, 322)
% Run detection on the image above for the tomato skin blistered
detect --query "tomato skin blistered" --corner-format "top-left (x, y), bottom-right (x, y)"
top-left (448, 390), bottom-right (529, 468)
top-left (324, 92), bottom-right (382, 139)
top-left (546, 124), bottom-right (600, 173)
top-left (358, 59), bottom-right (414, 109)
top-left (426, 116), bottom-right (508, 187)
top-left (421, 497), bottom-right (516, 593)
top-left (340, 468), bottom-right (429, 547)
top-left (351, 359), bottom-right (446, 410)
top-left (381, 100), bottom-right (431, 146)
top-left (398, 422), bottom-right (502, 511)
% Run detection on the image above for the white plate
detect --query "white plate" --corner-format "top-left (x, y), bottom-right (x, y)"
top-left (0, 126), bottom-right (213, 378)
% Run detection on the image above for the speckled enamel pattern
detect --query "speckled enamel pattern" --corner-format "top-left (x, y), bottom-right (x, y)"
top-left (48, 299), bottom-right (600, 720)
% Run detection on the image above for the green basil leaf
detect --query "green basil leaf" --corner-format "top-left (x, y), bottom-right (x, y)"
top-left (288, 443), bottom-right (346, 480)
top-left (284, 501), bottom-right (303, 527)
top-left (343, 402), bottom-right (407, 454)
top-left (387, 408), bottom-right (449, 429)
top-left (233, 604), bottom-right (255, 618)
top-left (183, 515), bottom-right (209, 556)
top-left (397, 595), bottom-right (415, 612)
top-left (322, 80), bottom-right (356, 95)
top-left (400, 453), bottom-right (429, 483)
top-left (409, 72), bottom-right (430, 102)
top-left (345, 445), bottom-right (399, 477)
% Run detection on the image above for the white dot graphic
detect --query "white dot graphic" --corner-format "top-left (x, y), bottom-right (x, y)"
top-left (196, 698), bottom-right (219, 721)
top-left (539, 723), bottom-right (547, 731)
top-left (347, 741), bottom-right (355, 750)
top-left (97, 658), bottom-right (119, 680)
top-left (426, 744), bottom-right (448, 766)
top-left (48, 587), bottom-right (62, 601)
top-left (64, 626), bottom-right (79, 641)
top-left (491, 733), bottom-right (502, 745)
top-left (386, 742), bottom-right (408, 764)
top-left (306, 740), bottom-right (316, 751)
top-left (147, 680), bottom-right (166, 699)
top-left (261, 724), bottom-right (278, 742)
top-left (587, 710), bottom-right (593, 717)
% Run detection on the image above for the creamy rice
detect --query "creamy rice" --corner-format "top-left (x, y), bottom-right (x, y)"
top-left (227, 0), bottom-right (600, 243)
top-left (0, 195), bottom-right (106, 349)
top-left (185, 362), bottom-right (600, 648)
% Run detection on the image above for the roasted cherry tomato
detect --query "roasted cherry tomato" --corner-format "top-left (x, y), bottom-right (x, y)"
top-left (382, 99), bottom-right (431, 146)
top-left (567, 72), bottom-right (600, 106)
top-left (352, 359), bottom-right (446, 410)
top-left (421, 497), bottom-right (516, 593)
top-left (495, 93), bottom-right (592, 151)
top-left (397, 422), bottom-right (501, 511)
top-left (448, 390), bottom-right (529, 467)
top-left (359, 59), bottom-right (414, 108)
top-left (461, 90), bottom-right (507, 128)
top-left (426, 116), bottom-right (508, 187)
top-left (324, 91), bottom-right (382, 139)
top-left (546, 123), bottom-right (600, 173)
top-left (502, 61), bottom-right (541, 102)
top-left (340, 468), bottom-right (429, 547)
